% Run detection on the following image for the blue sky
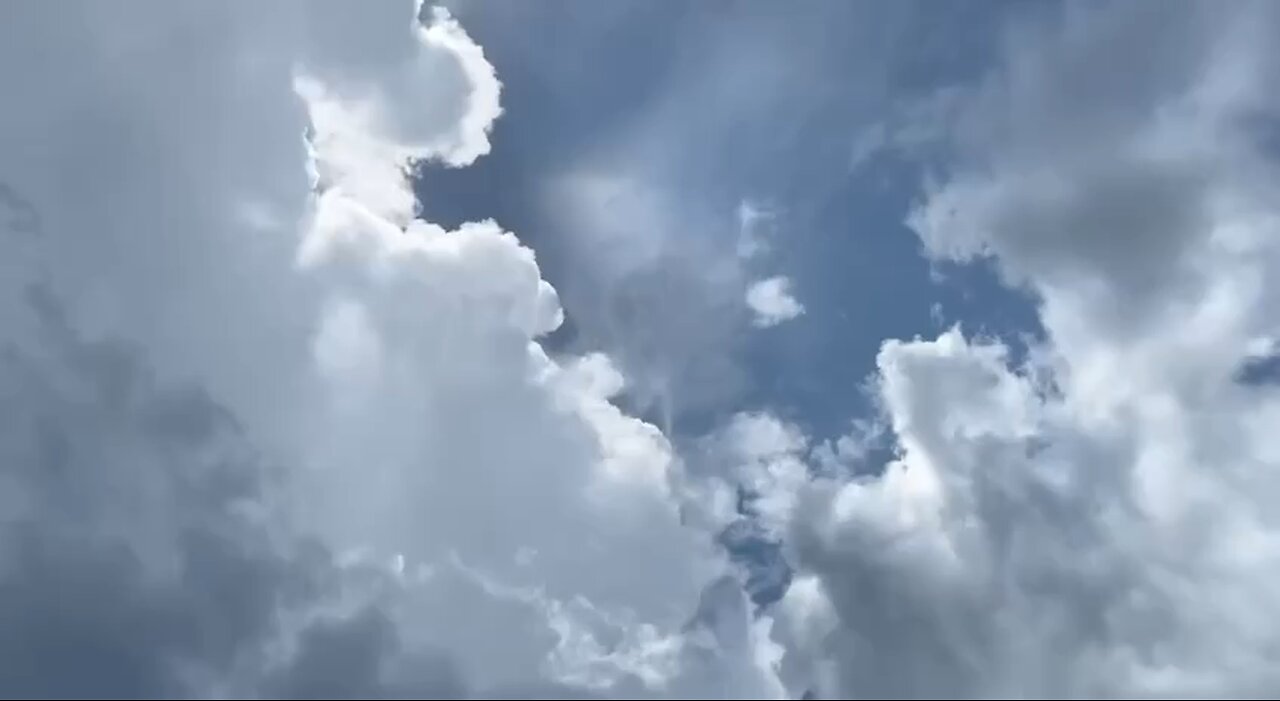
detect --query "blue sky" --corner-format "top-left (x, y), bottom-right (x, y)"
top-left (415, 1), bottom-right (1047, 615)
top-left (422, 0), bottom-right (1042, 442)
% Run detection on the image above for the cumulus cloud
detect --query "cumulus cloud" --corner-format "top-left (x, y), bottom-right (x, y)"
top-left (17, 0), bottom-right (1280, 698)
top-left (0, 1), bottom-right (781, 697)
top-left (746, 277), bottom-right (804, 328)
top-left (766, 2), bottom-right (1280, 698)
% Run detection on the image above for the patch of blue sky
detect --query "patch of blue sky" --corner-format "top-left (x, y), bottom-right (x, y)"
top-left (418, 0), bottom-right (1052, 608)
top-left (422, 0), bottom-right (1044, 441)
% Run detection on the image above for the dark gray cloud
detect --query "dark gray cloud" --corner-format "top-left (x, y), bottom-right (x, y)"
top-left (0, 284), bottom-right (452, 699)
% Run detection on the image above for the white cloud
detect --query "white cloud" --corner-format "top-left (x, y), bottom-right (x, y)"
top-left (771, 2), bottom-right (1280, 698)
top-left (705, 413), bottom-right (809, 538)
top-left (0, 1), bottom-right (782, 697)
top-left (745, 276), bottom-right (804, 328)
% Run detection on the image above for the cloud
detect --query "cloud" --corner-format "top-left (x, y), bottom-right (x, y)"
top-left (1237, 339), bottom-right (1280, 387)
top-left (0, 283), bottom-right (435, 698)
top-left (746, 277), bottom-right (804, 328)
top-left (298, 2), bottom-right (501, 225)
top-left (735, 199), bottom-right (775, 260)
top-left (543, 170), bottom-right (752, 432)
top-left (767, 2), bottom-right (1280, 697)
top-left (520, 0), bottom-right (902, 429)
top-left (0, 1), bottom-right (782, 697)
top-left (23, 1), bottom-right (1280, 698)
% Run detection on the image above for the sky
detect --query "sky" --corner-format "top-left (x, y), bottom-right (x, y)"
top-left (1, 0), bottom-right (1280, 698)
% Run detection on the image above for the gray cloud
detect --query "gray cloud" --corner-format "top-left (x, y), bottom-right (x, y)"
top-left (0, 284), bottom-right (442, 698)
top-left (768, 2), bottom-right (1280, 698)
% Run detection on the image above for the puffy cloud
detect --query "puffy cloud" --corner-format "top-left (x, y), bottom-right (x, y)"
top-left (695, 413), bottom-right (808, 611)
top-left (746, 277), bottom-right (804, 329)
top-left (298, 1), bottom-right (501, 225)
top-left (0, 1), bottom-right (780, 697)
top-left (708, 413), bottom-right (810, 538)
top-left (774, 2), bottom-right (1280, 698)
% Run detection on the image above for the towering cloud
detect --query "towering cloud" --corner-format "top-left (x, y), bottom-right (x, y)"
top-left (0, 1), bottom-right (780, 697)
